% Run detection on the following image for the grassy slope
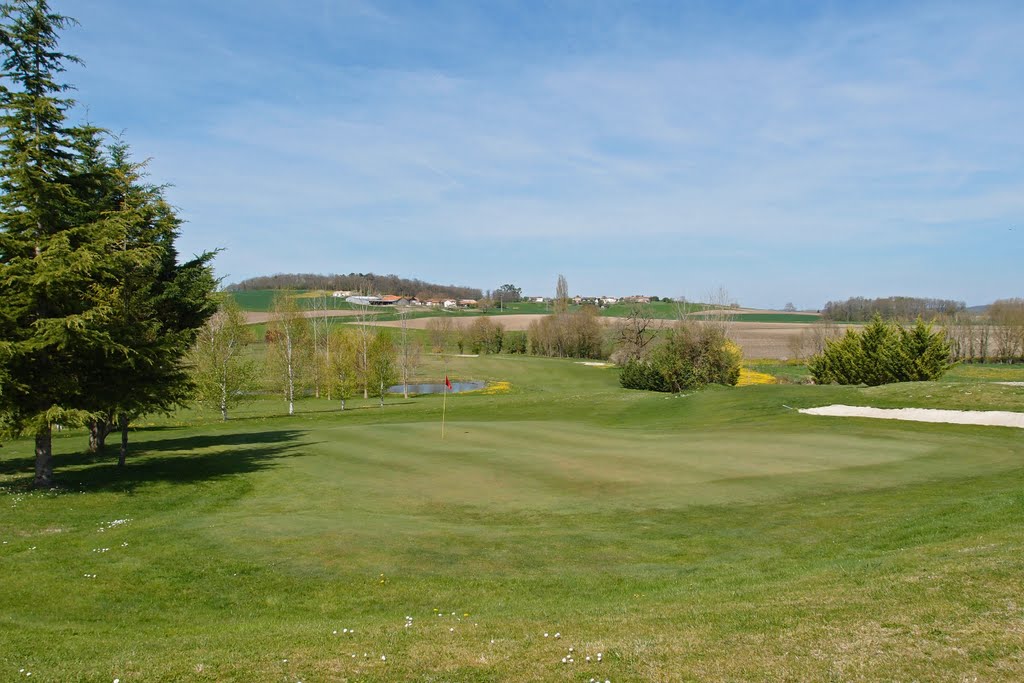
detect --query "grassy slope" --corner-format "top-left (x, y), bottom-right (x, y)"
top-left (2, 355), bottom-right (1023, 681)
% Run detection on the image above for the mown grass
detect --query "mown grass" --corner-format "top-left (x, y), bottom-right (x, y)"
top-left (2, 355), bottom-right (1023, 681)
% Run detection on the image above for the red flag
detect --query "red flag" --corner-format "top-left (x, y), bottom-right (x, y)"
top-left (445, 376), bottom-right (453, 390)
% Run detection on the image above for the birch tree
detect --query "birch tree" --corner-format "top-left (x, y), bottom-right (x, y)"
top-left (190, 296), bottom-right (258, 421)
top-left (266, 293), bottom-right (311, 415)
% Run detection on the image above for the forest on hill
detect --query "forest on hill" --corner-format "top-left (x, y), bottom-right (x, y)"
top-left (226, 272), bottom-right (482, 301)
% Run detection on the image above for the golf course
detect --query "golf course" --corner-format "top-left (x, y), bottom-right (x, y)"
top-left (2, 354), bottom-right (1022, 681)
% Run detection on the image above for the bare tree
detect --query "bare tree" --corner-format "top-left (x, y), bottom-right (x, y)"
top-left (613, 303), bottom-right (659, 363)
top-left (351, 305), bottom-right (375, 398)
top-left (425, 315), bottom-right (454, 353)
top-left (309, 292), bottom-right (334, 398)
top-left (396, 310), bottom-right (422, 398)
top-left (791, 319), bottom-right (841, 360)
top-left (990, 298), bottom-right (1024, 362)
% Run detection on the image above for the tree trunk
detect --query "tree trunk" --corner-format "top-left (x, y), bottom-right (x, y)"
top-left (88, 417), bottom-right (111, 453)
top-left (286, 333), bottom-right (295, 415)
top-left (117, 413), bottom-right (129, 467)
top-left (220, 380), bottom-right (228, 421)
top-left (340, 398), bottom-right (345, 411)
top-left (379, 380), bottom-right (385, 408)
top-left (34, 425), bottom-right (54, 488)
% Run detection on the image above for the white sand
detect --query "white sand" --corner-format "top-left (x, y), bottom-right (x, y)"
top-left (799, 404), bottom-right (1024, 429)
top-left (995, 381), bottom-right (1024, 386)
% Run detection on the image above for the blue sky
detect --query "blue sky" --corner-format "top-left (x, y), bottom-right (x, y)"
top-left (60, 1), bottom-right (1023, 307)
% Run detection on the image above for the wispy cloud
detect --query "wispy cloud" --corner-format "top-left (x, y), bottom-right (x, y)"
top-left (61, 0), bottom-right (1024, 306)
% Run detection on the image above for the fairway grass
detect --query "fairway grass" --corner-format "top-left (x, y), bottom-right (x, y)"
top-left (2, 355), bottom-right (1023, 681)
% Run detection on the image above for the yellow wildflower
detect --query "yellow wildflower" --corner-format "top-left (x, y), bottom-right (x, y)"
top-left (737, 368), bottom-right (777, 386)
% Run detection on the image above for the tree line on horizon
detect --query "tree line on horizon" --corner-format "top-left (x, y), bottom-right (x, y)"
top-left (821, 296), bottom-right (966, 322)
top-left (226, 272), bottom-right (482, 302)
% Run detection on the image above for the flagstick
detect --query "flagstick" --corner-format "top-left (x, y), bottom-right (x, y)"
top-left (441, 359), bottom-right (448, 440)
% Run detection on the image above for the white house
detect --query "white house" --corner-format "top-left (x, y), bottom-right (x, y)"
top-left (443, 299), bottom-right (457, 309)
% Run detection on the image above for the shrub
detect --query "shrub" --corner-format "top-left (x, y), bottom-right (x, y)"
top-left (620, 358), bottom-right (669, 391)
top-left (463, 317), bottom-right (504, 354)
top-left (809, 315), bottom-right (952, 385)
top-left (527, 307), bottom-right (605, 359)
top-left (619, 322), bottom-right (741, 392)
top-left (503, 330), bottom-right (527, 354)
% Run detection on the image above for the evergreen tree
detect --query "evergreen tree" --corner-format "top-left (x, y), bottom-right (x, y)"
top-left (810, 315), bottom-right (953, 386)
top-left (895, 318), bottom-right (953, 382)
top-left (80, 140), bottom-right (216, 463)
top-left (0, 3), bottom-right (217, 478)
top-left (0, 1), bottom-right (126, 486)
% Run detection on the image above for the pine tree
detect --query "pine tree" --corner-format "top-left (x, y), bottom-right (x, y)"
top-left (810, 315), bottom-right (953, 386)
top-left (895, 318), bottom-right (953, 382)
top-left (0, 3), bottom-right (217, 479)
top-left (0, 1), bottom-right (126, 486)
top-left (88, 140), bottom-right (216, 463)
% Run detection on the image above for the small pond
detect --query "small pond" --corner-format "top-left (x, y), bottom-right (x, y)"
top-left (388, 380), bottom-right (486, 395)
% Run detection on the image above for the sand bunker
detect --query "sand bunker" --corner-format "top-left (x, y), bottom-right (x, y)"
top-left (799, 405), bottom-right (1024, 429)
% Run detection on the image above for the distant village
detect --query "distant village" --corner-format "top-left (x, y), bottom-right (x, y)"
top-left (335, 291), bottom-right (660, 309)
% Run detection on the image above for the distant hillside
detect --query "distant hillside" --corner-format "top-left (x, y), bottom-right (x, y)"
top-left (226, 273), bottom-right (482, 301)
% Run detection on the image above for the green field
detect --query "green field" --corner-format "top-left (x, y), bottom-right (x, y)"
top-left (2, 355), bottom-right (1023, 681)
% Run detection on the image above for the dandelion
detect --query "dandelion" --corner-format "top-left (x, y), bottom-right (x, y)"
top-left (381, 655), bottom-right (386, 662)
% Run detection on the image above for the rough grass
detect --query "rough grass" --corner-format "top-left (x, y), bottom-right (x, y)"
top-left (2, 355), bottom-right (1023, 681)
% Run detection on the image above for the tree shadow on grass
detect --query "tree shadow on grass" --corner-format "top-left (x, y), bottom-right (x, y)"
top-left (0, 429), bottom-right (311, 493)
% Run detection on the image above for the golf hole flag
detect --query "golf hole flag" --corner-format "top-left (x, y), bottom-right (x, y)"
top-left (442, 376), bottom-right (452, 438)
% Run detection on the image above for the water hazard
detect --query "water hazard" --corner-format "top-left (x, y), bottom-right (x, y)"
top-left (388, 380), bottom-right (486, 395)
